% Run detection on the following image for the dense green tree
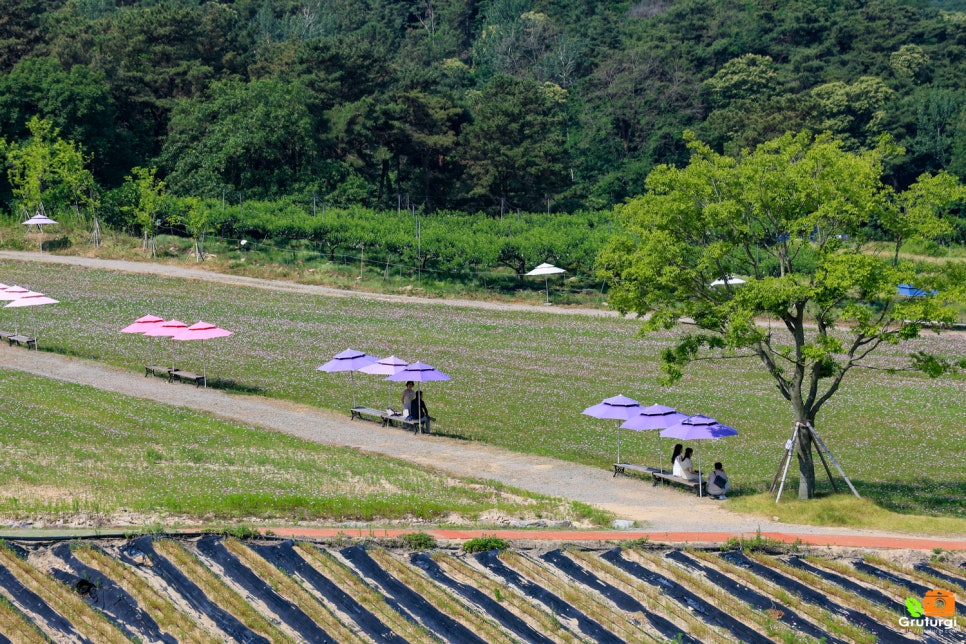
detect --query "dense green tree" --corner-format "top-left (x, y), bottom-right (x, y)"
top-left (597, 130), bottom-right (966, 500)
top-left (0, 0), bottom-right (46, 73)
top-left (461, 75), bottom-right (568, 211)
top-left (0, 57), bottom-right (118, 177)
top-left (160, 78), bottom-right (319, 199)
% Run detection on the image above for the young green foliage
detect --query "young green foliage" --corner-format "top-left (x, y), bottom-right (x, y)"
top-left (598, 130), bottom-right (966, 499)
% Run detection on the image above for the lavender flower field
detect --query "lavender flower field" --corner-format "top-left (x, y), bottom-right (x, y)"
top-left (3, 260), bottom-right (965, 518)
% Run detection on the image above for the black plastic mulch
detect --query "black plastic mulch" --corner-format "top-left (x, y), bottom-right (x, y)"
top-left (915, 563), bottom-right (966, 594)
top-left (785, 556), bottom-right (899, 609)
top-left (251, 540), bottom-right (405, 644)
top-left (128, 536), bottom-right (270, 644)
top-left (853, 560), bottom-right (934, 598)
top-left (600, 547), bottom-right (771, 644)
top-left (0, 557), bottom-right (91, 643)
top-left (50, 542), bottom-right (174, 643)
top-left (667, 551), bottom-right (840, 644)
top-left (341, 544), bottom-right (485, 644)
top-left (541, 549), bottom-right (701, 644)
top-left (410, 552), bottom-right (555, 644)
top-left (475, 548), bottom-right (622, 644)
top-left (721, 551), bottom-right (919, 644)
top-left (855, 561), bottom-right (966, 616)
top-left (195, 535), bottom-right (336, 643)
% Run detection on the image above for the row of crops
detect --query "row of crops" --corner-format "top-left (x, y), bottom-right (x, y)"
top-left (0, 535), bottom-right (962, 642)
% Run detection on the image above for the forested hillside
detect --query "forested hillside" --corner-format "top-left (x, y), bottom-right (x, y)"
top-left (4, 0), bottom-right (966, 220)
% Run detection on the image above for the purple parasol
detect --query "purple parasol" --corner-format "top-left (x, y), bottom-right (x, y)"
top-left (621, 404), bottom-right (690, 473)
top-left (582, 395), bottom-right (642, 464)
top-left (318, 349), bottom-right (379, 407)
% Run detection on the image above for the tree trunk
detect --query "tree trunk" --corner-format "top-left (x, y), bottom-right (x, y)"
top-left (796, 426), bottom-right (816, 500)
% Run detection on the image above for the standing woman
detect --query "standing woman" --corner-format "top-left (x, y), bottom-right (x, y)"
top-left (401, 381), bottom-right (415, 416)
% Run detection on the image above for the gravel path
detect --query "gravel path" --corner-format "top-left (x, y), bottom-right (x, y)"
top-left (1, 251), bottom-right (960, 542)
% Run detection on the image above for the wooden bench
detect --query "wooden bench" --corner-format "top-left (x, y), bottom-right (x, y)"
top-left (8, 334), bottom-right (37, 349)
top-left (614, 463), bottom-right (704, 495)
top-left (350, 406), bottom-right (387, 422)
top-left (652, 471), bottom-right (703, 495)
top-left (145, 365), bottom-right (173, 380)
top-left (613, 463), bottom-right (661, 478)
top-left (170, 370), bottom-right (205, 387)
top-left (383, 414), bottom-right (434, 434)
top-left (0, 330), bottom-right (15, 344)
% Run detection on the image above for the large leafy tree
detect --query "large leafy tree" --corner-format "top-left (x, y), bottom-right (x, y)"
top-left (597, 130), bottom-right (966, 500)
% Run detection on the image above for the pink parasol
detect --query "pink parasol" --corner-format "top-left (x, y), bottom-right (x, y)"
top-left (141, 319), bottom-right (188, 372)
top-left (3, 291), bottom-right (58, 308)
top-left (0, 285), bottom-right (30, 301)
top-left (171, 321), bottom-right (233, 387)
top-left (121, 315), bottom-right (166, 334)
top-left (3, 290), bottom-right (58, 342)
top-left (172, 321), bottom-right (232, 341)
top-left (142, 319), bottom-right (188, 337)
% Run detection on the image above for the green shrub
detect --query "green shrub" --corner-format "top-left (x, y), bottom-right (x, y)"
top-left (462, 536), bottom-right (509, 553)
top-left (401, 531), bottom-right (436, 550)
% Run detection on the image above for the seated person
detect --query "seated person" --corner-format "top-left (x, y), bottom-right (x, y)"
top-left (410, 391), bottom-right (431, 433)
top-left (679, 447), bottom-right (700, 482)
top-left (707, 462), bottom-right (729, 499)
top-left (670, 443), bottom-right (685, 477)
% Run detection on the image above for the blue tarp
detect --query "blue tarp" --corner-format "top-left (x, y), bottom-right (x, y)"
top-left (898, 283), bottom-right (937, 297)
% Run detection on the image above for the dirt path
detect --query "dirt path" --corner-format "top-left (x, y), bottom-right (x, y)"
top-left (0, 250), bottom-right (621, 316)
top-left (2, 251), bottom-right (963, 544)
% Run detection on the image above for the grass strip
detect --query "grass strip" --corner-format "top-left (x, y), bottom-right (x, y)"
top-left (498, 550), bottom-right (651, 643)
top-left (152, 538), bottom-right (294, 643)
top-left (689, 550), bottom-right (876, 643)
top-left (433, 554), bottom-right (583, 643)
top-left (0, 543), bottom-right (127, 642)
top-left (295, 543), bottom-right (432, 642)
top-left (0, 369), bottom-right (577, 525)
top-left (222, 539), bottom-right (366, 643)
top-left (72, 544), bottom-right (218, 643)
top-left (0, 592), bottom-right (47, 643)
top-left (367, 547), bottom-right (514, 644)
top-left (633, 549), bottom-right (815, 644)
top-left (746, 552), bottom-right (921, 638)
top-left (567, 548), bottom-right (715, 643)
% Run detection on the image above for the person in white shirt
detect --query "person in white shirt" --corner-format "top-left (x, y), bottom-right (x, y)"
top-left (401, 381), bottom-right (415, 416)
top-left (670, 444), bottom-right (684, 476)
top-left (679, 447), bottom-right (700, 482)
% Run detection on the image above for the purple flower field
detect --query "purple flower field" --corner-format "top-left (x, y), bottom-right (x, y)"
top-left (4, 260), bottom-right (964, 517)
